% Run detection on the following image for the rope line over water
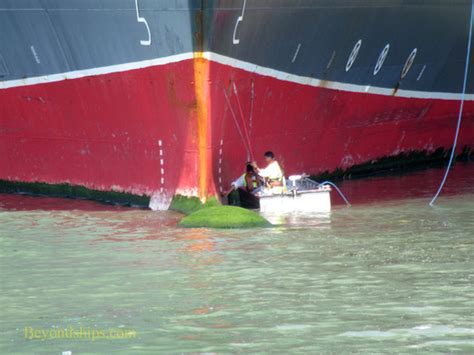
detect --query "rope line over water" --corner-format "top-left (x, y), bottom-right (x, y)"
top-left (319, 180), bottom-right (351, 207)
top-left (232, 82), bottom-right (254, 161)
top-left (223, 89), bottom-right (253, 160)
top-left (429, 0), bottom-right (473, 207)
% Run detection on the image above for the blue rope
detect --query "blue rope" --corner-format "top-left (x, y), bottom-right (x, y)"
top-left (429, 0), bottom-right (474, 207)
top-left (319, 180), bottom-right (351, 207)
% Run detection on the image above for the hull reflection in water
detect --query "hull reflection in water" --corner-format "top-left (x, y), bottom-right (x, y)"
top-left (260, 211), bottom-right (332, 227)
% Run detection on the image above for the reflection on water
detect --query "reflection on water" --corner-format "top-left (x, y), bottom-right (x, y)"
top-left (261, 211), bottom-right (332, 228)
top-left (331, 162), bottom-right (474, 205)
top-left (0, 164), bottom-right (473, 353)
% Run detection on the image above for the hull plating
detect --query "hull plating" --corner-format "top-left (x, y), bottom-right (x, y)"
top-left (1, 59), bottom-right (201, 203)
top-left (1, 1), bottom-right (473, 202)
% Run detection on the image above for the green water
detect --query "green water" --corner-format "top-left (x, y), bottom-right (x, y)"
top-left (1, 168), bottom-right (473, 353)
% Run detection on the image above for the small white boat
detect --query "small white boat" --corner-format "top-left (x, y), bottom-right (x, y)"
top-left (237, 175), bottom-right (332, 213)
top-left (258, 186), bottom-right (331, 213)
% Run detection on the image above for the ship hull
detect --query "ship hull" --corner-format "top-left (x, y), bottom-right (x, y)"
top-left (1, 0), bottom-right (473, 206)
top-left (1, 57), bottom-right (201, 206)
top-left (207, 56), bottom-right (474, 194)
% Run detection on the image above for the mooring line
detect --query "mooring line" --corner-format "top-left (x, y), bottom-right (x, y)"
top-left (223, 89), bottom-right (252, 160)
top-left (429, 0), bottom-right (473, 206)
top-left (232, 81), bottom-right (254, 161)
top-left (249, 79), bottom-right (255, 137)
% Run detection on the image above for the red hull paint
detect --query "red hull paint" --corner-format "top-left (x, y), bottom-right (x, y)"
top-left (0, 60), bottom-right (201, 201)
top-left (209, 62), bottom-right (474, 193)
top-left (1, 58), bottom-right (473, 201)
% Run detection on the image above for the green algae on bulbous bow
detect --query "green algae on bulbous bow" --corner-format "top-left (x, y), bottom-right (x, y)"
top-left (0, 180), bottom-right (150, 207)
top-left (168, 194), bottom-right (203, 215)
top-left (170, 194), bottom-right (272, 228)
top-left (168, 194), bottom-right (221, 215)
top-left (179, 205), bottom-right (271, 229)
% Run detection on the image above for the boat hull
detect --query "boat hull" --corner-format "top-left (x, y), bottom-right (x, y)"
top-left (259, 190), bottom-right (332, 214)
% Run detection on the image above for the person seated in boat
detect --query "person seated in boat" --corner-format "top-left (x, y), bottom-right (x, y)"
top-left (222, 163), bottom-right (261, 196)
top-left (252, 151), bottom-right (285, 193)
top-left (242, 163), bottom-right (261, 192)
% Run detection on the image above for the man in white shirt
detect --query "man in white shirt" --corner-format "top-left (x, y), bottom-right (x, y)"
top-left (252, 151), bottom-right (284, 192)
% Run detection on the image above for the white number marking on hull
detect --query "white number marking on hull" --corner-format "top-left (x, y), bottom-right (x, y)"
top-left (233, 0), bottom-right (247, 45)
top-left (135, 0), bottom-right (151, 46)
